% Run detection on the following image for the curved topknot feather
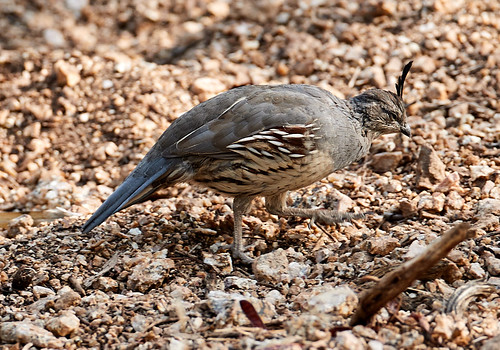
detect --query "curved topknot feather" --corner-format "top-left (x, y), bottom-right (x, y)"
top-left (396, 61), bottom-right (413, 98)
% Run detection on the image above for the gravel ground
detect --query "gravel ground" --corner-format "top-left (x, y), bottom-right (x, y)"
top-left (0, 0), bottom-right (499, 349)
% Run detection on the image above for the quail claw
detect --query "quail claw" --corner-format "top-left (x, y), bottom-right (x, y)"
top-left (220, 243), bottom-right (255, 264)
top-left (231, 246), bottom-right (255, 264)
top-left (308, 217), bottom-right (316, 230)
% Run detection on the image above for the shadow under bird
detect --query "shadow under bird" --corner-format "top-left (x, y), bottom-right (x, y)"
top-left (82, 61), bottom-right (413, 263)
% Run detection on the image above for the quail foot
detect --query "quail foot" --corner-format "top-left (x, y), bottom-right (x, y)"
top-left (82, 62), bottom-right (413, 264)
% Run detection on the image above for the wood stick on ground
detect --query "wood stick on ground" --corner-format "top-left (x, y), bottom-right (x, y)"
top-left (83, 252), bottom-right (120, 289)
top-left (350, 223), bottom-right (474, 326)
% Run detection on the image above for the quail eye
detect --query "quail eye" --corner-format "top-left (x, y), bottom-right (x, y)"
top-left (382, 107), bottom-right (398, 120)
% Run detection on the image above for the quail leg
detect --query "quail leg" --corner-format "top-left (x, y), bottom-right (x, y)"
top-left (231, 195), bottom-right (256, 264)
top-left (265, 192), bottom-right (364, 225)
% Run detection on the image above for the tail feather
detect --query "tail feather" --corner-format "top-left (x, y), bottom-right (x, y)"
top-left (82, 157), bottom-right (180, 233)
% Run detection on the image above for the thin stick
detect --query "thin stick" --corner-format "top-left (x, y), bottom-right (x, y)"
top-left (83, 252), bottom-right (120, 288)
top-left (350, 223), bottom-right (473, 326)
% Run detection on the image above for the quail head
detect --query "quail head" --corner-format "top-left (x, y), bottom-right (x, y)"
top-left (82, 61), bottom-right (413, 263)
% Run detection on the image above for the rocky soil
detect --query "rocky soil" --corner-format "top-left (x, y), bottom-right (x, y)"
top-left (0, 0), bottom-right (499, 349)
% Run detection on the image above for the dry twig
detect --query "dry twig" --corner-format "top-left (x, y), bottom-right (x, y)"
top-left (350, 223), bottom-right (474, 326)
top-left (83, 252), bottom-right (120, 288)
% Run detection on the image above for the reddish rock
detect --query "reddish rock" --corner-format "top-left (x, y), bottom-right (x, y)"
top-left (416, 144), bottom-right (446, 189)
top-left (371, 151), bottom-right (403, 173)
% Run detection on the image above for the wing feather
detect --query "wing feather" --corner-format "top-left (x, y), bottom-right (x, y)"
top-left (163, 85), bottom-right (335, 159)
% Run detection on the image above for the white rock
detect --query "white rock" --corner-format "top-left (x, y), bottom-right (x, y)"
top-left (477, 199), bottom-right (500, 216)
top-left (482, 180), bottom-right (496, 196)
top-left (242, 40), bottom-right (260, 51)
top-left (446, 191), bottom-right (465, 210)
top-left (264, 290), bottom-right (285, 306)
top-left (461, 135), bottom-right (481, 145)
top-left (448, 102), bottom-right (468, 118)
top-left (334, 330), bottom-right (366, 350)
top-left (345, 46), bottom-right (366, 61)
top-left (305, 285), bottom-right (358, 316)
top-left (485, 255), bottom-right (500, 276)
top-left (417, 192), bottom-right (446, 212)
top-left (276, 12), bottom-right (290, 24)
top-left (433, 314), bottom-right (454, 339)
top-left (359, 66), bottom-right (386, 88)
top-left (65, 0), bottom-right (88, 13)
top-left (104, 141), bottom-right (118, 157)
top-left (114, 61), bottom-right (132, 73)
top-left (54, 60), bottom-right (80, 87)
top-left (384, 179), bottom-right (403, 193)
top-left (43, 28), bottom-right (66, 47)
top-left (55, 286), bottom-right (81, 310)
top-left (203, 252), bottom-right (233, 275)
top-left (428, 81), bottom-right (448, 100)
top-left (78, 113), bottom-right (90, 122)
top-left (0, 322), bottom-right (63, 348)
top-left (435, 172), bottom-right (461, 193)
top-left (416, 144), bottom-right (446, 188)
top-left (314, 248), bottom-right (332, 263)
top-left (28, 138), bottom-right (49, 154)
top-left (65, 0), bottom-right (88, 17)
top-left (169, 338), bottom-right (189, 350)
top-left (7, 214), bottom-right (34, 238)
top-left (183, 21), bottom-right (203, 34)
top-left (364, 236), bottom-right (400, 255)
top-left (207, 291), bottom-right (276, 326)
top-left (469, 262), bottom-right (486, 279)
top-left (332, 188), bottom-right (355, 212)
top-left (224, 276), bottom-right (257, 289)
top-left (33, 286), bottom-right (55, 299)
top-left (252, 249), bottom-right (289, 284)
top-left (470, 165), bottom-right (495, 181)
top-left (371, 151), bottom-right (403, 173)
top-left (128, 228), bottom-right (142, 236)
top-left (191, 77), bottom-right (226, 95)
top-left (92, 276), bottom-right (118, 292)
top-left (102, 79), bottom-right (114, 89)
top-left (412, 56), bottom-right (436, 73)
top-left (127, 255), bottom-right (175, 292)
top-left (404, 241), bottom-right (426, 259)
top-left (131, 314), bottom-right (149, 332)
top-left (368, 340), bottom-right (384, 350)
top-left (207, 1), bottom-right (230, 18)
top-left (288, 261), bottom-right (310, 279)
top-left (434, 0), bottom-right (465, 14)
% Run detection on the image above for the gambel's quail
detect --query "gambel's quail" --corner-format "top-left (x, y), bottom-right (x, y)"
top-left (82, 62), bottom-right (413, 263)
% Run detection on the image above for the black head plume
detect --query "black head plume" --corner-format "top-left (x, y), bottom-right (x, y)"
top-left (395, 61), bottom-right (412, 98)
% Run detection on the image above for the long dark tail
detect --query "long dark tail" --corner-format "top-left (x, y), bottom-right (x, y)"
top-left (81, 156), bottom-right (187, 233)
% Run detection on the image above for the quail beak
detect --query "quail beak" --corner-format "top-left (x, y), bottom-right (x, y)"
top-left (400, 124), bottom-right (411, 137)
